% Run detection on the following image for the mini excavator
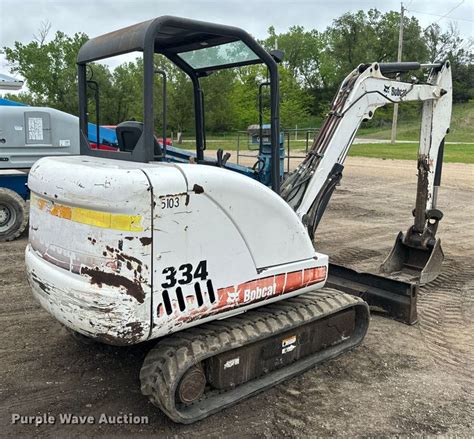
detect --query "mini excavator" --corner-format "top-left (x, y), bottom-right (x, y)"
top-left (25, 16), bottom-right (452, 423)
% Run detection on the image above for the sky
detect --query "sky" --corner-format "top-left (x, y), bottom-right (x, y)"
top-left (0, 0), bottom-right (472, 83)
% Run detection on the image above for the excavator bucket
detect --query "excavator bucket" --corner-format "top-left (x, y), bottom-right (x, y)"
top-left (380, 231), bottom-right (444, 285)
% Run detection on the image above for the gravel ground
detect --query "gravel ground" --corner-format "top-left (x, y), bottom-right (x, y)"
top-left (1, 156), bottom-right (472, 438)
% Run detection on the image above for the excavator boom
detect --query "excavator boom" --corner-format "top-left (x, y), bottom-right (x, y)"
top-left (282, 61), bottom-right (452, 287)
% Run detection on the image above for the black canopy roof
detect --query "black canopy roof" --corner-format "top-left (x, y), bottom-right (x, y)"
top-left (76, 15), bottom-right (281, 192)
top-left (77, 15), bottom-right (272, 73)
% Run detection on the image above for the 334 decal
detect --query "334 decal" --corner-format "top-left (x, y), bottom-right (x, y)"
top-left (161, 260), bottom-right (209, 288)
top-left (159, 260), bottom-right (215, 316)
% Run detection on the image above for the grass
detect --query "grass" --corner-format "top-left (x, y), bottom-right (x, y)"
top-left (176, 102), bottom-right (473, 163)
top-left (181, 138), bottom-right (315, 152)
top-left (357, 101), bottom-right (474, 143)
top-left (349, 143), bottom-right (474, 164)
top-left (181, 141), bottom-right (473, 164)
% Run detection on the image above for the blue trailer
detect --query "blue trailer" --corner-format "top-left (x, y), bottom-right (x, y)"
top-left (0, 170), bottom-right (29, 241)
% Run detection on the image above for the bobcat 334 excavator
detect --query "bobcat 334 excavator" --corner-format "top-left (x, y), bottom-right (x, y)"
top-left (25, 16), bottom-right (452, 423)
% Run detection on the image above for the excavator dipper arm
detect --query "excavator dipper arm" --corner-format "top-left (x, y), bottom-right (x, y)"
top-left (282, 61), bottom-right (452, 322)
top-left (283, 61), bottom-right (452, 231)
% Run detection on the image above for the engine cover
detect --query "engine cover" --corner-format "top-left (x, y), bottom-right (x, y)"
top-left (26, 156), bottom-right (329, 344)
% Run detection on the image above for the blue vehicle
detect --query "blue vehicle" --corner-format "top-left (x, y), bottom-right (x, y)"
top-left (0, 96), bottom-right (281, 241)
top-left (0, 170), bottom-right (29, 241)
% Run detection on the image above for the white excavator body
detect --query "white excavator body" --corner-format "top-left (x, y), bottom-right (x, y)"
top-left (23, 15), bottom-right (452, 423)
top-left (26, 156), bottom-right (327, 344)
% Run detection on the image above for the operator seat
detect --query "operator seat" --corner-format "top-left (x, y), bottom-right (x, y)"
top-left (116, 121), bottom-right (162, 157)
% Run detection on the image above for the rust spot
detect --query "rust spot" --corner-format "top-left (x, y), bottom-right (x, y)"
top-left (116, 252), bottom-right (142, 265)
top-left (124, 321), bottom-right (144, 343)
top-left (118, 240), bottom-right (123, 251)
top-left (193, 184), bottom-right (204, 194)
top-left (94, 321), bottom-right (144, 345)
top-left (415, 154), bottom-right (431, 232)
top-left (31, 273), bottom-right (51, 295)
top-left (88, 305), bottom-right (114, 314)
top-left (139, 237), bottom-right (152, 246)
top-left (104, 246), bottom-right (142, 265)
top-left (126, 261), bottom-right (133, 270)
top-left (81, 267), bottom-right (145, 303)
top-left (88, 237), bottom-right (97, 245)
top-left (125, 236), bottom-right (134, 241)
top-left (159, 191), bottom-right (187, 199)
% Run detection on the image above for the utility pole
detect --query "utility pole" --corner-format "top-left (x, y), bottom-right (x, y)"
top-left (391, 2), bottom-right (405, 144)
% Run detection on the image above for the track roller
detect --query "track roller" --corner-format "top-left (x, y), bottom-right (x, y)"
top-left (140, 289), bottom-right (369, 423)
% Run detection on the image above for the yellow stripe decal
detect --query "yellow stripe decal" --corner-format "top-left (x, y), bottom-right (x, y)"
top-left (31, 194), bottom-right (143, 232)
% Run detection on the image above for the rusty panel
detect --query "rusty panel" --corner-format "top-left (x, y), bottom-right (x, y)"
top-left (26, 156), bottom-right (154, 344)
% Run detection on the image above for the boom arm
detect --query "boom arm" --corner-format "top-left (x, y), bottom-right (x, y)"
top-left (282, 61), bottom-right (452, 238)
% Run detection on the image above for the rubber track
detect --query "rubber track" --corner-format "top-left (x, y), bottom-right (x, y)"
top-left (140, 288), bottom-right (369, 423)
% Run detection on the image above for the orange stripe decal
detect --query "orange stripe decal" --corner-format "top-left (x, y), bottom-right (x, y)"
top-left (216, 266), bottom-right (327, 311)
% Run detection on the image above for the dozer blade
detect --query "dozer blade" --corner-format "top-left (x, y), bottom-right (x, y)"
top-left (327, 262), bottom-right (418, 325)
top-left (140, 289), bottom-right (369, 424)
top-left (380, 231), bottom-right (444, 285)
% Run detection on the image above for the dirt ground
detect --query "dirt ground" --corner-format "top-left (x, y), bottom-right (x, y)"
top-left (1, 156), bottom-right (473, 438)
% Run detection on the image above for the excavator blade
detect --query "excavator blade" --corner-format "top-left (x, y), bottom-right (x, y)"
top-left (327, 262), bottom-right (418, 325)
top-left (380, 231), bottom-right (444, 285)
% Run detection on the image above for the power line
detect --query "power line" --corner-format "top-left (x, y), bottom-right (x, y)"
top-left (407, 1), bottom-right (473, 23)
top-left (409, 10), bottom-right (473, 23)
top-left (433, 0), bottom-right (465, 24)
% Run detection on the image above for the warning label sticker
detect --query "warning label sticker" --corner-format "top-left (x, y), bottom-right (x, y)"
top-left (282, 335), bottom-right (297, 354)
top-left (28, 117), bottom-right (43, 141)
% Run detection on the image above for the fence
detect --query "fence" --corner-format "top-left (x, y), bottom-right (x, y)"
top-left (236, 127), bottom-right (319, 173)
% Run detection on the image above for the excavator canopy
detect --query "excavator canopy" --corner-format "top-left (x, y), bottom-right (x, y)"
top-left (77, 15), bottom-right (278, 73)
top-left (77, 15), bottom-right (282, 191)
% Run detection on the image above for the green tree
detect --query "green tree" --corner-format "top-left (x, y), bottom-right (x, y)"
top-left (111, 59), bottom-right (144, 122)
top-left (424, 23), bottom-right (473, 102)
top-left (279, 67), bottom-right (310, 128)
top-left (3, 11), bottom-right (471, 132)
top-left (324, 9), bottom-right (431, 125)
top-left (201, 69), bottom-right (237, 132)
top-left (325, 9), bottom-right (429, 80)
top-left (262, 26), bottom-right (326, 115)
top-left (3, 29), bottom-right (88, 115)
top-left (229, 65), bottom-right (263, 130)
